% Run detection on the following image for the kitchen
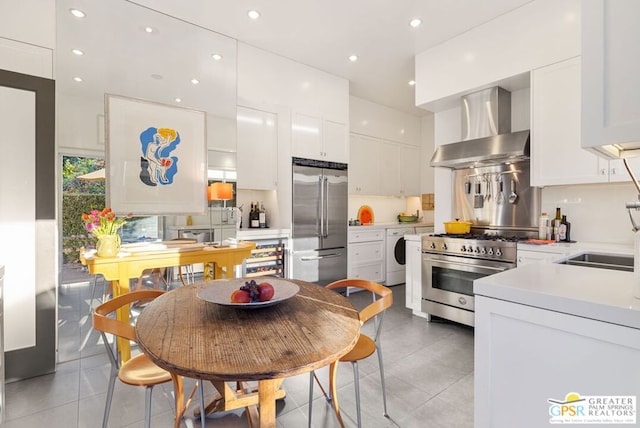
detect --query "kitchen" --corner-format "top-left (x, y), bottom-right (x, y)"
top-left (3, 0), bottom-right (640, 427)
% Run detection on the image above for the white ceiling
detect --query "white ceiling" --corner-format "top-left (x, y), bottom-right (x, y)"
top-left (58, 0), bottom-right (535, 117)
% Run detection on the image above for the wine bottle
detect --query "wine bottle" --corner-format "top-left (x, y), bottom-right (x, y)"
top-left (560, 215), bottom-right (571, 242)
top-left (552, 207), bottom-right (562, 241)
top-left (259, 202), bottom-right (266, 228)
top-left (250, 202), bottom-right (260, 228)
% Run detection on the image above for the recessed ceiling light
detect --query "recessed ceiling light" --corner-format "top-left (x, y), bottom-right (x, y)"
top-left (151, 74), bottom-right (163, 80)
top-left (71, 49), bottom-right (84, 56)
top-left (348, 55), bottom-right (358, 62)
top-left (409, 18), bottom-right (422, 28)
top-left (191, 78), bottom-right (199, 85)
top-left (73, 77), bottom-right (83, 82)
top-left (408, 80), bottom-right (416, 86)
top-left (175, 98), bottom-right (182, 103)
top-left (69, 9), bottom-right (85, 18)
top-left (144, 27), bottom-right (154, 33)
top-left (247, 10), bottom-right (261, 20)
top-left (211, 53), bottom-right (223, 61)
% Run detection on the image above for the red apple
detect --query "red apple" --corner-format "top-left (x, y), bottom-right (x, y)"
top-left (230, 289), bottom-right (251, 303)
top-left (258, 283), bottom-right (275, 302)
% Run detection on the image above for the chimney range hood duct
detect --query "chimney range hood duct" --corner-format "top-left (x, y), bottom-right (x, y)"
top-left (430, 86), bottom-right (530, 169)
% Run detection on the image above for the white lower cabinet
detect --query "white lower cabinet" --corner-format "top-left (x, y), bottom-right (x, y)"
top-left (405, 239), bottom-right (427, 318)
top-left (475, 295), bottom-right (640, 428)
top-left (348, 229), bottom-right (385, 283)
top-left (516, 249), bottom-right (568, 266)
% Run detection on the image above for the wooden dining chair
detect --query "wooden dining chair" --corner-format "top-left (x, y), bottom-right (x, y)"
top-left (92, 289), bottom-right (180, 428)
top-left (308, 279), bottom-right (393, 428)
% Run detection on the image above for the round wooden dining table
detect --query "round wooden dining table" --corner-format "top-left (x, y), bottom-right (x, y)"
top-left (135, 278), bottom-right (360, 428)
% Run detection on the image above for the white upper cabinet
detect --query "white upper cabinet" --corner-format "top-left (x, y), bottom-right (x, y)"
top-left (323, 120), bottom-right (348, 163)
top-left (236, 106), bottom-right (278, 190)
top-left (531, 56), bottom-right (604, 186)
top-left (238, 43), bottom-right (349, 164)
top-left (401, 145), bottom-right (421, 196)
top-left (349, 134), bottom-right (380, 194)
top-left (291, 113), bottom-right (347, 163)
top-left (379, 141), bottom-right (401, 195)
top-left (582, 0), bottom-right (640, 158)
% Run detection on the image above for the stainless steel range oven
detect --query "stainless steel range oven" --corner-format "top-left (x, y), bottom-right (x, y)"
top-left (421, 234), bottom-right (518, 326)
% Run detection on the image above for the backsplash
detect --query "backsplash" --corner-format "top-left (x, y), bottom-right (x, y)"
top-left (541, 182), bottom-right (638, 245)
top-left (349, 195), bottom-right (434, 224)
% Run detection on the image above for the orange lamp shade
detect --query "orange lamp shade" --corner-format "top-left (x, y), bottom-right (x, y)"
top-left (208, 182), bottom-right (233, 201)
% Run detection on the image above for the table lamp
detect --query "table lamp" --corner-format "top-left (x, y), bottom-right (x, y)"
top-left (207, 182), bottom-right (233, 244)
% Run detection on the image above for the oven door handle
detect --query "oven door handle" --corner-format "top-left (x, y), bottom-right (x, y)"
top-left (427, 258), bottom-right (510, 275)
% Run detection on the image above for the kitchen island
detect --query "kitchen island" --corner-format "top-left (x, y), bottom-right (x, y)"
top-left (474, 258), bottom-right (640, 427)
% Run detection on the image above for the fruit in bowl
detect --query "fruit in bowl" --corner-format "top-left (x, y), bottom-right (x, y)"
top-left (398, 213), bottom-right (418, 222)
top-left (230, 279), bottom-right (275, 303)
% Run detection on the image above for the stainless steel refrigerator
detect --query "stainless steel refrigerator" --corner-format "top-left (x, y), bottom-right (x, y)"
top-left (291, 157), bottom-right (348, 285)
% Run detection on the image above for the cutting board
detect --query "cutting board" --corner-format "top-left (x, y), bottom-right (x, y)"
top-left (357, 205), bottom-right (374, 225)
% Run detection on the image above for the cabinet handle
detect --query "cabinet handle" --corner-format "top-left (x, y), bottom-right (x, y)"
top-left (600, 168), bottom-right (607, 175)
top-left (611, 167), bottom-right (617, 175)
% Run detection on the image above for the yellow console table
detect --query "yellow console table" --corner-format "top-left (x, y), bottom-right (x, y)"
top-left (82, 241), bottom-right (256, 361)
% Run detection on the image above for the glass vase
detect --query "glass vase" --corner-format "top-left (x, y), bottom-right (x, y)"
top-left (96, 234), bottom-right (121, 257)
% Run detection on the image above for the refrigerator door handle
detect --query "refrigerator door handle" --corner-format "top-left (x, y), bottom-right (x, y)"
top-left (317, 176), bottom-right (323, 237)
top-left (300, 252), bottom-right (343, 261)
top-left (323, 175), bottom-right (329, 238)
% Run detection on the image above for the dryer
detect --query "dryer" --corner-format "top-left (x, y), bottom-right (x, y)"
top-left (385, 227), bottom-right (415, 285)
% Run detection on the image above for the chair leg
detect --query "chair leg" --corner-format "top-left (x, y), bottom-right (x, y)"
top-left (145, 385), bottom-right (154, 428)
top-left (329, 362), bottom-right (345, 428)
top-left (102, 369), bottom-right (118, 428)
top-left (376, 345), bottom-right (389, 417)
top-left (352, 361), bottom-right (362, 428)
top-left (199, 380), bottom-right (206, 427)
top-left (308, 371), bottom-right (314, 428)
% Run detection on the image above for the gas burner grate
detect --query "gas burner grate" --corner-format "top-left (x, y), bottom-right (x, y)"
top-left (432, 233), bottom-right (524, 242)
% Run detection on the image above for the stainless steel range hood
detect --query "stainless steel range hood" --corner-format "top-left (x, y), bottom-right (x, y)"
top-left (430, 87), bottom-right (531, 169)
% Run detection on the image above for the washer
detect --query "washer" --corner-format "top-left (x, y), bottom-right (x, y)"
top-left (385, 226), bottom-right (415, 285)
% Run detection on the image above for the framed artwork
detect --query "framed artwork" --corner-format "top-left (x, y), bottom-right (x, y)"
top-left (105, 94), bottom-right (207, 215)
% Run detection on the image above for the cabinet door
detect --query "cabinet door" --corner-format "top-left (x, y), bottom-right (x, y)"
top-left (291, 112), bottom-right (323, 160)
top-left (379, 140), bottom-right (401, 195)
top-left (401, 145), bottom-right (421, 196)
top-left (349, 134), bottom-right (380, 194)
top-left (323, 119), bottom-right (348, 163)
top-left (405, 240), bottom-right (422, 312)
top-left (531, 57), bottom-right (603, 186)
top-left (582, 0), bottom-right (640, 156)
top-left (516, 250), bottom-right (565, 266)
top-left (237, 106), bottom-right (277, 190)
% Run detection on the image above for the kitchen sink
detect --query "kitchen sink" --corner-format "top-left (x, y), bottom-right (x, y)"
top-left (561, 252), bottom-right (634, 272)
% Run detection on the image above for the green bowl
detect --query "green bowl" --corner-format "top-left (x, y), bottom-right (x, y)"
top-left (398, 215), bottom-right (418, 223)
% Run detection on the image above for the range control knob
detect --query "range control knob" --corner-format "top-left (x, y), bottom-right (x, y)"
top-left (441, 243), bottom-right (448, 251)
top-left (474, 247), bottom-right (480, 254)
top-left (467, 246), bottom-right (474, 253)
top-left (487, 248), bottom-right (494, 255)
top-left (480, 247), bottom-right (486, 255)
top-left (461, 245), bottom-right (467, 252)
top-left (430, 242), bottom-right (436, 250)
top-left (495, 248), bottom-right (503, 257)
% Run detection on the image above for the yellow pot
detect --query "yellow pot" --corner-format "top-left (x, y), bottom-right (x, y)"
top-left (443, 220), bottom-right (472, 234)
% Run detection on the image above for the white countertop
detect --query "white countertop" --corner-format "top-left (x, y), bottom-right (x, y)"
top-left (237, 229), bottom-right (291, 240)
top-left (349, 222), bottom-right (433, 231)
top-left (475, 242), bottom-right (640, 329)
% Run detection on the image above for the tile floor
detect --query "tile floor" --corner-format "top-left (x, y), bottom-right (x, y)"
top-left (4, 267), bottom-right (475, 427)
